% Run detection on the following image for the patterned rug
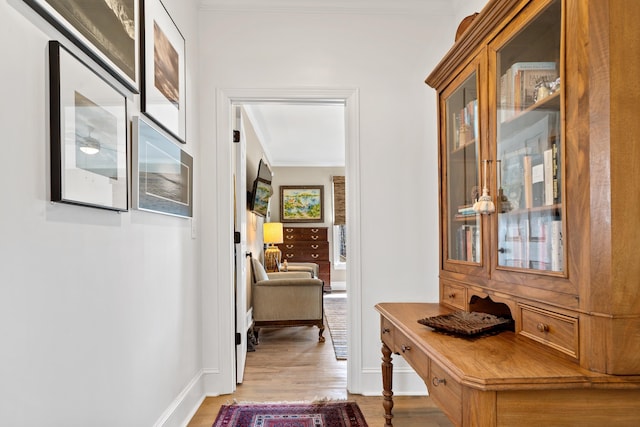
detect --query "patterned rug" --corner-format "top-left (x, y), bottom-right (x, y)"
top-left (212, 401), bottom-right (368, 427)
top-left (324, 295), bottom-right (347, 360)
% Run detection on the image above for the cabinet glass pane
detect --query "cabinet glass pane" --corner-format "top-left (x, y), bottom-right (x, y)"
top-left (495, 0), bottom-right (563, 272)
top-left (445, 72), bottom-right (480, 263)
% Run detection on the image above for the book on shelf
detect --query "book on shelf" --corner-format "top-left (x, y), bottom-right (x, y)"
top-left (523, 155), bottom-right (533, 209)
top-left (451, 99), bottom-right (478, 150)
top-left (543, 149), bottom-right (554, 205)
top-left (531, 154), bottom-right (545, 207)
top-left (552, 140), bottom-right (560, 203)
top-left (500, 62), bottom-right (557, 121)
top-left (551, 219), bottom-right (563, 271)
top-left (457, 224), bottom-right (480, 263)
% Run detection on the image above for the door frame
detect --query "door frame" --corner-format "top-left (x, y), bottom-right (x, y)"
top-left (214, 87), bottom-right (363, 393)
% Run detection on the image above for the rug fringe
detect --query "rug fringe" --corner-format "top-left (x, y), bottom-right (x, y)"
top-left (226, 397), bottom-right (349, 406)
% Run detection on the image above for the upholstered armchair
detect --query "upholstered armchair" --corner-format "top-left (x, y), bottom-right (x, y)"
top-left (250, 257), bottom-right (325, 342)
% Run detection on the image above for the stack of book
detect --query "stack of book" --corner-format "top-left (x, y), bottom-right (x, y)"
top-left (499, 62), bottom-right (557, 122)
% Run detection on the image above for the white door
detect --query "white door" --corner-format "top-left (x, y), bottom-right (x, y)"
top-left (234, 105), bottom-right (249, 383)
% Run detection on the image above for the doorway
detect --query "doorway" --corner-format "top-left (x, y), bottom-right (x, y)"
top-left (215, 88), bottom-right (363, 394)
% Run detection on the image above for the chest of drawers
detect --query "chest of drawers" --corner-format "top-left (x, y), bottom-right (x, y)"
top-left (278, 227), bottom-right (331, 292)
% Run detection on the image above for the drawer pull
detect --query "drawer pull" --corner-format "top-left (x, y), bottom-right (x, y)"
top-left (286, 236), bottom-right (294, 240)
top-left (286, 244), bottom-right (294, 249)
top-left (311, 228), bottom-right (319, 232)
top-left (448, 293), bottom-right (456, 299)
top-left (311, 244), bottom-right (319, 249)
top-left (285, 228), bottom-right (294, 232)
top-left (311, 254), bottom-right (319, 259)
top-left (537, 323), bottom-right (550, 333)
top-left (432, 377), bottom-right (446, 386)
top-left (382, 328), bottom-right (390, 334)
top-left (285, 254), bottom-right (295, 258)
top-left (401, 345), bottom-right (411, 353)
top-left (311, 236), bottom-right (319, 240)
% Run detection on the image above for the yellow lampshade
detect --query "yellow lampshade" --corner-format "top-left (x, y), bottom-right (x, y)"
top-left (263, 222), bottom-right (283, 245)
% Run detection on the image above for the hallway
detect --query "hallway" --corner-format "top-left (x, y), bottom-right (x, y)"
top-left (187, 307), bottom-right (452, 426)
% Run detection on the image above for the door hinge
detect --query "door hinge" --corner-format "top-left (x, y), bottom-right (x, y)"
top-left (233, 130), bottom-right (240, 143)
top-left (235, 332), bottom-right (242, 345)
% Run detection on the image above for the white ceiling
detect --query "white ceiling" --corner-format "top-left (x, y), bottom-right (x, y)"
top-left (243, 102), bottom-right (346, 167)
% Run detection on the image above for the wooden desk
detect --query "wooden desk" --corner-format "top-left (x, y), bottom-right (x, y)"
top-left (376, 303), bottom-right (640, 427)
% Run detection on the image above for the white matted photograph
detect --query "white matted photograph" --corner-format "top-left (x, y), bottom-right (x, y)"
top-left (132, 114), bottom-right (193, 217)
top-left (49, 40), bottom-right (129, 211)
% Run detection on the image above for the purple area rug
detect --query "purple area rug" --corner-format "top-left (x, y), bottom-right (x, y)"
top-left (212, 401), bottom-right (368, 427)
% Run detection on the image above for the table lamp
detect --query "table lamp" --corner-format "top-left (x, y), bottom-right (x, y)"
top-left (263, 222), bottom-right (283, 272)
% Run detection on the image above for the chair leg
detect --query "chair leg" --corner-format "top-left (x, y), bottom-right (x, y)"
top-left (318, 323), bottom-right (325, 342)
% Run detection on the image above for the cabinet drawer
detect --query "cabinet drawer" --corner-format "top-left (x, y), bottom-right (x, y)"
top-left (519, 305), bottom-right (579, 359)
top-left (441, 282), bottom-right (466, 310)
top-left (283, 227), bottom-right (328, 241)
top-left (380, 316), bottom-right (395, 349)
top-left (280, 242), bottom-right (329, 259)
top-left (428, 361), bottom-right (462, 425)
top-left (395, 329), bottom-right (430, 380)
top-left (282, 251), bottom-right (329, 262)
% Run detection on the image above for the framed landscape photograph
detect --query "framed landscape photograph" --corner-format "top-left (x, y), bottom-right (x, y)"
top-left (280, 185), bottom-right (324, 223)
top-left (132, 114), bottom-right (193, 218)
top-left (141, 0), bottom-right (186, 142)
top-left (49, 41), bottom-right (129, 211)
top-left (25, 0), bottom-right (139, 92)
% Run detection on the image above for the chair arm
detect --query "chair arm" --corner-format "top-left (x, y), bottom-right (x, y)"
top-left (255, 278), bottom-right (323, 287)
top-left (267, 271), bottom-right (312, 280)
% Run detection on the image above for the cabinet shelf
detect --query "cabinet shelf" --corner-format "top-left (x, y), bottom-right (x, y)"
top-left (451, 138), bottom-right (477, 154)
top-left (500, 92), bottom-right (560, 138)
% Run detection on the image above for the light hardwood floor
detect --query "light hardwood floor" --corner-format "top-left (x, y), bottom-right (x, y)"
top-left (187, 308), bottom-right (452, 427)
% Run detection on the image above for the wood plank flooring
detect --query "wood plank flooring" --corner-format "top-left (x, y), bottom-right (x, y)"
top-left (187, 304), bottom-right (453, 427)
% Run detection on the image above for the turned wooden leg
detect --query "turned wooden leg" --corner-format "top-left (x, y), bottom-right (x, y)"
top-left (382, 342), bottom-right (394, 426)
top-left (318, 323), bottom-right (326, 342)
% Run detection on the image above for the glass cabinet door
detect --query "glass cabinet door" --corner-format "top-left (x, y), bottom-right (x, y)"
top-left (494, 0), bottom-right (563, 274)
top-left (444, 70), bottom-right (481, 265)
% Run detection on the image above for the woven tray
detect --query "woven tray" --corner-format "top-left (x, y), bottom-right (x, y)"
top-left (418, 311), bottom-right (511, 336)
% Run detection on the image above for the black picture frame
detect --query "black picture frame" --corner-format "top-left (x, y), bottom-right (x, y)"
top-left (132, 114), bottom-right (193, 218)
top-left (141, 0), bottom-right (186, 142)
top-left (26, 0), bottom-right (139, 93)
top-left (280, 185), bottom-right (324, 223)
top-left (49, 41), bottom-right (129, 211)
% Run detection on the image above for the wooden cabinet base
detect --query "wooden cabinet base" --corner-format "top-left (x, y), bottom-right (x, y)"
top-left (377, 303), bottom-right (640, 427)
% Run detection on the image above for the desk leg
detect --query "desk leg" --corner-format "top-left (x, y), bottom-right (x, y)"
top-left (381, 342), bottom-right (394, 426)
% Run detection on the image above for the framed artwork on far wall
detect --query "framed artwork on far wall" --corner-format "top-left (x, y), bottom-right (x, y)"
top-left (49, 41), bottom-right (129, 211)
top-left (132, 114), bottom-right (193, 218)
top-left (25, 0), bottom-right (139, 92)
top-left (141, 0), bottom-right (186, 142)
top-left (280, 185), bottom-right (324, 223)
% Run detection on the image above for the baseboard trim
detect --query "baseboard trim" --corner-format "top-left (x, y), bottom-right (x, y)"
top-left (356, 367), bottom-right (428, 397)
top-left (153, 370), bottom-right (205, 427)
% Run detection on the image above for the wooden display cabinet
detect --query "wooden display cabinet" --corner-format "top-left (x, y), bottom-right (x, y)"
top-left (427, 0), bottom-right (640, 376)
top-left (378, 1), bottom-right (640, 424)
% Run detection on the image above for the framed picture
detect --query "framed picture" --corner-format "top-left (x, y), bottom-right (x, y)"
top-left (49, 41), bottom-right (128, 211)
top-left (25, 0), bottom-right (139, 92)
top-left (141, 0), bottom-right (186, 142)
top-left (132, 114), bottom-right (193, 218)
top-left (250, 178), bottom-right (273, 217)
top-left (280, 185), bottom-right (324, 223)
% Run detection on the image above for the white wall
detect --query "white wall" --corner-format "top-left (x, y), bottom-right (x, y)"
top-left (0, 1), bottom-right (202, 426)
top-left (198, 5), bottom-right (469, 395)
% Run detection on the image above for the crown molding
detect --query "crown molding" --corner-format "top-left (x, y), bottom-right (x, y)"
top-left (199, 0), bottom-right (452, 15)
